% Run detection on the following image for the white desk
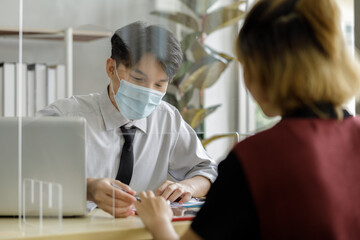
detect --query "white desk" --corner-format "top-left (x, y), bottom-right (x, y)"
top-left (0, 209), bottom-right (190, 239)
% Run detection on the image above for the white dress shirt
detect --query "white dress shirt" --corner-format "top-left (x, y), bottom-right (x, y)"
top-left (37, 88), bottom-right (218, 192)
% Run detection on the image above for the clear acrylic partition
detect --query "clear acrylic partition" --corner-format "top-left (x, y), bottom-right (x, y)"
top-left (0, 0), bottom-right (265, 235)
top-left (18, 117), bottom-right (69, 234)
top-left (13, 0), bottom-right (261, 224)
top-left (199, 131), bottom-right (244, 163)
top-left (9, 0), bottom-right (358, 237)
top-left (22, 179), bottom-right (62, 232)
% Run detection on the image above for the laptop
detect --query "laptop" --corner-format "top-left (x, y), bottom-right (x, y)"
top-left (0, 117), bottom-right (86, 216)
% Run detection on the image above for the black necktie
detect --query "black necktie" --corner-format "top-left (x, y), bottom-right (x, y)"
top-left (116, 126), bottom-right (137, 184)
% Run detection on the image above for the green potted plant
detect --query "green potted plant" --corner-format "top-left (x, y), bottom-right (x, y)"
top-left (151, 0), bottom-right (246, 133)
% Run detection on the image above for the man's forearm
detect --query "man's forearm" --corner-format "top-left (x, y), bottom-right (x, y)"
top-left (179, 176), bottom-right (211, 197)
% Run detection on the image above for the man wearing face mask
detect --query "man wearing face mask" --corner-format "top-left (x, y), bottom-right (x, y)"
top-left (38, 21), bottom-right (218, 218)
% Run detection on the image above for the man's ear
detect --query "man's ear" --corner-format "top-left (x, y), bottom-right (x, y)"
top-left (106, 58), bottom-right (116, 78)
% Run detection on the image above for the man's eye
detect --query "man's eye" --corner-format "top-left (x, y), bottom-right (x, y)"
top-left (130, 75), bottom-right (143, 81)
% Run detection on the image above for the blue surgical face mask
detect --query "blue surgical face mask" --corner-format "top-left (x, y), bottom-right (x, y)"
top-left (111, 62), bottom-right (165, 120)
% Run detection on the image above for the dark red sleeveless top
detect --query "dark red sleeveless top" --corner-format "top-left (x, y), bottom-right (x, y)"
top-left (233, 116), bottom-right (360, 239)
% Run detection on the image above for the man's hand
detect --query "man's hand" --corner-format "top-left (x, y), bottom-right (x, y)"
top-left (155, 176), bottom-right (211, 204)
top-left (155, 180), bottom-right (193, 204)
top-left (87, 178), bottom-right (137, 218)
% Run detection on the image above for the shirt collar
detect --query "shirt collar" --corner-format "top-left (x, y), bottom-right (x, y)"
top-left (99, 86), bottom-right (147, 133)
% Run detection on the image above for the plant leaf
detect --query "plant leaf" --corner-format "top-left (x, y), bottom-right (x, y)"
top-left (180, 0), bottom-right (218, 17)
top-left (181, 31), bottom-right (201, 52)
top-left (178, 87), bottom-right (195, 110)
top-left (150, 10), bottom-right (199, 31)
top-left (190, 40), bottom-right (208, 62)
top-left (193, 60), bottom-right (229, 90)
top-left (190, 109), bottom-right (207, 129)
top-left (203, 45), bottom-right (236, 62)
top-left (203, 1), bottom-right (246, 35)
top-left (180, 108), bottom-right (201, 126)
top-left (179, 64), bottom-right (208, 93)
top-left (191, 42), bottom-right (235, 65)
top-left (204, 104), bottom-right (222, 118)
top-left (179, 55), bottom-right (218, 93)
top-left (163, 92), bottom-right (179, 109)
top-left (181, 104), bottom-right (221, 128)
top-left (173, 60), bottom-right (192, 86)
top-left (201, 133), bottom-right (239, 147)
top-left (217, 52), bottom-right (237, 62)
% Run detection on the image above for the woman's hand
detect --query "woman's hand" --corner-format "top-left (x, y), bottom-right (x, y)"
top-left (135, 191), bottom-right (178, 239)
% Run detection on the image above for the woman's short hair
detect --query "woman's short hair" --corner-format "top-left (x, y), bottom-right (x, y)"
top-left (236, 0), bottom-right (360, 117)
top-left (111, 21), bottom-right (183, 80)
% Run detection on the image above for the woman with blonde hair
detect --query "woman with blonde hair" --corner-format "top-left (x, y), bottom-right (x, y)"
top-left (134, 0), bottom-right (360, 239)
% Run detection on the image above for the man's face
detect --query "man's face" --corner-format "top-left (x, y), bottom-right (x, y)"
top-left (111, 53), bottom-right (169, 95)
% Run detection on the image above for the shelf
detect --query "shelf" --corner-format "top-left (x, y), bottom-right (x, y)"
top-left (0, 26), bottom-right (112, 98)
top-left (0, 27), bottom-right (111, 42)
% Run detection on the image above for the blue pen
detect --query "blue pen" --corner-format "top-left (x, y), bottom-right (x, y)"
top-left (111, 183), bottom-right (141, 202)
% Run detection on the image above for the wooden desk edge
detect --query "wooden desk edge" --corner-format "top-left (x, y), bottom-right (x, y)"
top-left (4, 220), bottom-right (190, 240)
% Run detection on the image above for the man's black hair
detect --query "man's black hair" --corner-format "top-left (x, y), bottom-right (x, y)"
top-left (111, 21), bottom-right (183, 80)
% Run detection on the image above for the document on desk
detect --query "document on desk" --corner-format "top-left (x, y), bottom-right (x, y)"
top-left (170, 198), bottom-right (205, 208)
top-left (170, 198), bottom-right (205, 221)
top-left (86, 201), bottom-right (98, 214)
top-left (133, 198), bottom-right (205, 221)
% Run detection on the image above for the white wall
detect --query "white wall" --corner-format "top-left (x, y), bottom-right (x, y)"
top-left (336, 0), bottom-right (353, 22)
top-left (0, 0), bottom-right (159, 95)
top-left (335, 0), bottom-right (356, 114)
top-left (203, 28), bottom-right (239, 162)
top-left (203, 0), bottom-right (241, 162)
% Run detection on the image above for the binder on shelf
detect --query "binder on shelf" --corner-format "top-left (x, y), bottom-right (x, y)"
top-left (27, 64), bottom-right (35, 116)
top-left (34, 63), bottom-right (47, 112)
top-left (0, 27), bottom-right (111, 116)
top-left (16, 63), bottom-right (27, 116)
top-left (0, 64), bottom-right (3, 116)
top-left (56, 64), bottom-right (66, 100)
top-left (47, 66), bottom-right (56, 105)
top-left (1, 62), bottom-right (16, 117)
